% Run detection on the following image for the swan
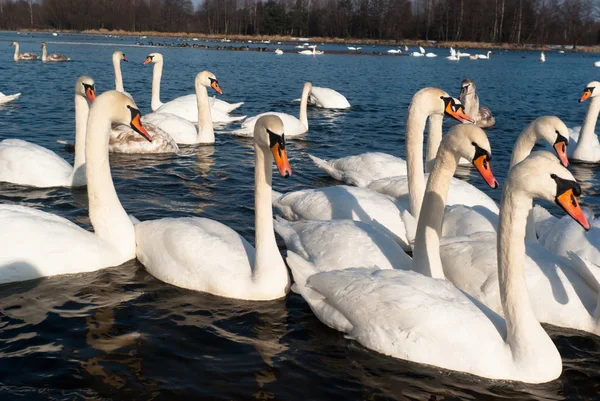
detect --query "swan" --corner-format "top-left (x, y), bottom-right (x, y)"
top-left (274, 49), bottom-right (283, 55)
top-left (299, 47), bottom-right (315, 55)
top-left (0, 76), bottom-right (95, 188)
top-left (233, 82), bottom-right (312, 137)
top-left (144, 53), bottom-right (244, 117)
top-left (425, 52), bottom-right (437, 57)
top-left (439, 151), bottom-right (600, 336)
top-left (594, 61), bottom-right (600, 67)
top-left (307, 90), bottom-right (473, 185)
top-left (411, 51), bottom-right (424, 57)
top-left (285, 136), bottom-right (566, 384)
top-left (275, 124), bottom-right (495, 275)
top-left (459, 79), bottom-right (496, 128)
top-left (112, 51), bottom-right (129, 95)
top-left (387, 49), bottom-right (401, 54)
top-left (41, 42), bottom-right (70, 62)
top-left (476, 51), bottom-right (492, 59)
top-left (566, 81), bottom-right (600, 163)
top-left (10, 41), bottom-right (38, 61)
top-left (347, 46), bottom-right (357, 50)
top-left (0, 92), bottom-right (20, 105)
top-left (540, 51), bottom-right (546, 62)
top-left (0, 91), bottom-right (152, 284)
top-left (306, 86), bottom-right (351, 109)
top-left (135, 115), bottom-right (293, 301)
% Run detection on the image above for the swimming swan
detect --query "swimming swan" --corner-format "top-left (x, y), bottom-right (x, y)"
top-left (41, 42), bottom-right (70, 62)
top-left (10, 41), bottom-right (38, 61)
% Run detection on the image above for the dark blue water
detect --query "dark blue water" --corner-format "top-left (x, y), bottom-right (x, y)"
top-left (0, 32), bottom-right (599, 400)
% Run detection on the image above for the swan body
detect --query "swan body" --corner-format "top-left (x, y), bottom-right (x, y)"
top-left (0, 92), bottom-right (21, 104)
top-left (272, 185), bottom-right (411, 250)
top-left (567, 81), bottom-right (600, 163)
top-left (307, 86), bottom-right (351, 109)
top-left (594, 61), bottom-right (600, 67)
top-left (10, 42), bottom-right (38, 61)
top-left (411, 51), bottom-right (424, 57)
top-left (476, 51), bottom-right (492, 59)
top-left (41, 42), bottom-right (69, 62)
top-left (233, 82), bottom-right (311, 137)
top-left (109, 122), bottom-right (179, 154)
top-left (0, 76), bottom-right (95, 188)
top-left (425, 52), bottom-right (437, 57)
top-left (275, 49), bottom-right (283, 55)
top-left (387, 49), bottom-right (401, 54)
top-left (540, 51), bottom-right (546, 62)
top-left (135, 116), bottom-right (293, 301)
top-left (460, 79), bottom-right (495, 128)
top-left (0, 91), bottom-right (152, 284)
top-left (144, 53), bottom-right (244, 120)
top-left (286, 130), bottom-right (563, 383)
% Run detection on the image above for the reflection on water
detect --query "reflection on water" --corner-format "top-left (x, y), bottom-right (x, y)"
top-left (0, 31), bottom-right (599, 400)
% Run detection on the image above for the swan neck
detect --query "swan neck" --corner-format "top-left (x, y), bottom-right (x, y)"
top-left (151, 59), bottom-right (163, 111)
top-left (497, 186), bottom-right (548, 356)
top-left (406, 102), bottom-right (428, 219)
top-left (425, 114), bottom-right (443, 173)
top-left (461, 92), bottom-right (479, 123)
top-left (71, 94), bottom-right (89, 186)
top-left (578, 97), bottom-right (600, 146)
top-left (299, 85), bottom-right (310, 129)
top-left (412, 146), bottom-right (456, 279)
top-left (13, 43), bottom-right (19, 61)
top-left (510, 124), bottom-right (537, 168)
top-left (41, 45), bottom-right (47, 62)
top-left (253, 144), bottom-right (289, 295)
top-left (85, 105), bottom-right (135, 260)
top-left (196, 83), bottom-right (214, 143)
top-left (113, 56), bottom-right (124, 92)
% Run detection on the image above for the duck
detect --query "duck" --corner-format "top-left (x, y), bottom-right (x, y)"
top-left (144, 53), bottom-right (244, 119)
top-left (233, 82), bottom-right (312, 137)
top-left (566, 81), bottom-right (600, 163)
top-left (0, 76), bottom-right (95, 188)
top-left (439, 151), bottom-right (600, 336)
top-left (285, 135), bottom-right (574, 383)
top-left (459, 79), bottom-right (495, 128)
top-left (41, 42), bottom-right (70, 62)
top-left (0, 92), bottom-right (21, 105)
top-left (135, 116), bottom-right (292, 301)
top-left (275, 124), bottom-right (496, 275)
top-left (0, 91), bottom-right (151, 284)
top-left (10, 41), bottom-right (38, 61)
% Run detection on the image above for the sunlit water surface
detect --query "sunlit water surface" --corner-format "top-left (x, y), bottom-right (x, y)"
top-left (0, 32), bottom-right (599, 400)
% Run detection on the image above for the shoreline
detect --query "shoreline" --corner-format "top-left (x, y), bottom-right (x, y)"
top-left (8, 28), bottom-right (600, 53)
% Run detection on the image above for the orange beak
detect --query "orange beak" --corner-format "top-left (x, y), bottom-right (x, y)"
top-left (143, 57), bottom-right (152, 65)
top-left (553, 141), bottom-right (569, 167)
top-left (130, 113), bottom-right (152, 142)
top-left (445, 103), bottom-right (475, 124)
top-left (579, 88), bottom-right (592, 103)
top-left (122, 56), bottom-right (128, 62)
top-left (85, 87), bottom-right (96, 103)
top-left (473, 155), bottom-right (499, 188)
top-left (556, 189), bottom-right (590, 230)
top-left (210, 80), bottom-right (223, 95)
top-left (271, 144), bottom-right (292, 178)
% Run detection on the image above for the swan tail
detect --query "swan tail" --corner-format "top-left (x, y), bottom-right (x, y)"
top-left (226, 102), bottom-right (244, 112)
top-left (307, 154), bottom-right (346, 182)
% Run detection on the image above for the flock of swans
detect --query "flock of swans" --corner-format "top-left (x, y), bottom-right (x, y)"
top-left (1, 44), bottom-right (600, 386)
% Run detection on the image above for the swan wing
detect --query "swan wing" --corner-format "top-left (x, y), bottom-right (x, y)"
top-left (235, 112), bottom-right (306, 137)
top-left (142, 112), bottom-right (198, 145)
top-left (109, 123), bottom-right (179, 154)
top-left (309, 87), bottom-right (351, 109)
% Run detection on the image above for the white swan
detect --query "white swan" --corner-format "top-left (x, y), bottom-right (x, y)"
top-left (0, 92), bottom-right (20, 105)
top-left (0, 91), bottom-right (151, 284)
top-left (10, 41), bottom-right (38, 61)
top-left (144, 53), bottom-right (244, 117)
top-left (233, 82), bottom-right (312, 137)
top-left (286, 133), bottom-right (564, 383)
top-left (476, 51), bottom-right (492, 59)
top-left (307, 86), bottom-right (351, 109)
top-left (299, 45), bottom-right (323, 55)
top-left (567, 81), bottom-right (600, 163)
top-left (387, 49), bottom-right (401, 54)
top-left (0, 76), bottom-right (95, 188)
top-left (540, 51), bottom-right (546, 62)
top-left (274, 49), bottom-right (283, 55)
top-left (307, 89), bottom-right (473, 185)
top-left (135, 115), bottom-right (292, 301)
top-left (440, 151), bottom-right (600, 335)
top-left (594, 61), bottom-right (600, 68)
top-left (41, 42), bottom-right (70, 62)
top-left (425, 52), bottom-right (437, 57)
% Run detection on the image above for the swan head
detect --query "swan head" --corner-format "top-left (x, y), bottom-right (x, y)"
top-left (9, 41), bottom-right (16, 47)
top-left (530, 116), bottom-right (569, 167)
top-left (41, 42), bottom-right (46, 49)
top-left (196, 71), bottom-right (223, 94)
top-left (76, 76), bottom-right (96, 103)
top-left (579, 81), bottom-right (600, 102)
top-left (445, 124), bottom-right (498, 189)
top-left (411, 88), bottom-right (474, 123)
top-left (143, 52), bottom-right (163, 65)
top-left (112, 51), bottom-right (128, 63)
top-left (440, 96), bottom-right (474, 123)
top-left (93, 91), bottom-right (151, 142)
top-left (460, 79), bottom-right (476, 97)
top-left (254, 115), bottom-right (292, 178)
top-left (510, 151), bottom-right (590, 230)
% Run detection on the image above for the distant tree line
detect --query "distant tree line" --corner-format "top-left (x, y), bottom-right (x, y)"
top-left (0, 0), bottom-right (599, 46)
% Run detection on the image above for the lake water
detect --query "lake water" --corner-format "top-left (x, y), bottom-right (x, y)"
top-left (0, 32), bottom-right (599, 400)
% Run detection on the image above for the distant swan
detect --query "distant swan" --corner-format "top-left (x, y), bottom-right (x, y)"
top-left (10, 41), bottom-right (38, 61)
top-left (41, 42), bottom-right (70, 62)
top-left (0, 92), bottom-right (20, 105)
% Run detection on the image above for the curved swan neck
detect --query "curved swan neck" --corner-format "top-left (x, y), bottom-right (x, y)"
top-left (299, 84), bottom-right (310, 129)
top-left (425, 114), bottom-right (443, 173)
top-left (578, 97), bottom-right (600, 148)
top-left (406, 102), bottom-right (429, 219)
top-left (41, 44), bottom-right (47, 62)
top-left (13, 43), bottom-right (19, 61)
top-left (196, 83), bottom-right (214, 143)
top-left (151, 59), bottom-right (163, 111)
top-left (497, 184), bottom-right (550, 359)
top-left (412, 145), bottom-right (456, 279)
top-left (510, 124), bottom-right (538, 168)
top-left (71, 93), bottom-right (89, 186)
top-left (252, 143), bottom-right (289, 296)
top-left (85, 100), bottom-right (135, 260)
top-left (113, 55), bottom-right (124, 92)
